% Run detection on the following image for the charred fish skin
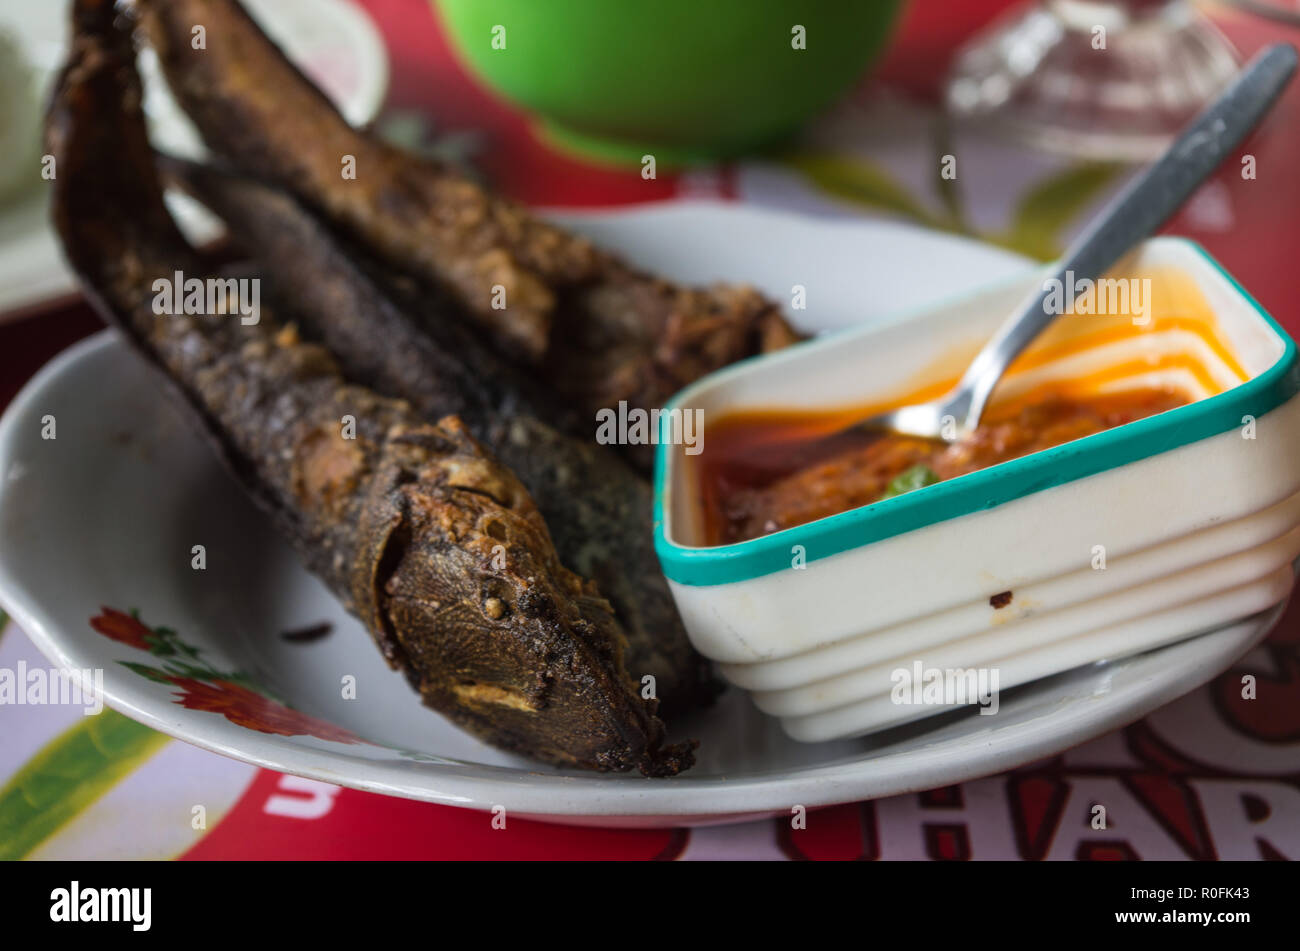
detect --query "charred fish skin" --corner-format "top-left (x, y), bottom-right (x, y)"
top-left (156, 158), bottom-right (569, 438)
top-left (163, 158), bottom-right (720, 716)
top-left (548, 269), bottom-right (803, 470)
top-left (47, 0), bottom-right (693, 776)
top-left (130, 0), bottom-right (803, 465)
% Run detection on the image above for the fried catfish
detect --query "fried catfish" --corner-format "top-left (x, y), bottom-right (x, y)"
top-left (162, 156), bottom-right (719, 716)
top-left (48, 0), bottom-right (693, 775)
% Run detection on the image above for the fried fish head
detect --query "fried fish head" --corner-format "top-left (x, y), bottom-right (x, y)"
top-left (352, 417), bottom-right (695, 775)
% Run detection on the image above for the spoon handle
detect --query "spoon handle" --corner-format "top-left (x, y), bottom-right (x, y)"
top-left (956, 43), bottom-right (1298, 431)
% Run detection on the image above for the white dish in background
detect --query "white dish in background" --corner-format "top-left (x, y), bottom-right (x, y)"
top-left (0, 206), bottom-right (1280, 827)
top-left (0, 0), bottom-right (389, 321)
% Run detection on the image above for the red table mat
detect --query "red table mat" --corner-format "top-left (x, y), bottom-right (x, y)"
top-left (1, 0), bottom-right (1298, 860)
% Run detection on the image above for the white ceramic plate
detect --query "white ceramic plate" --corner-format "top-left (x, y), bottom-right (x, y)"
top-left (0, 205), bottom-right (1281, 827)
top-left (0, 0), bottom-right (390, 320)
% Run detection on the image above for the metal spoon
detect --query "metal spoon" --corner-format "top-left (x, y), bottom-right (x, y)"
top-left (858, 43), bottom-right (1297, 444)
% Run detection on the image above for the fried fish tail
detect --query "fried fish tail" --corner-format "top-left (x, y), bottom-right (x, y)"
top-left (162, 156), bottom-right (720, 715)
top-left (48, 0), bottom-right (693, 775)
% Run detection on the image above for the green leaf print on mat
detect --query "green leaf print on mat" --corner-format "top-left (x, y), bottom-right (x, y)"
top-left (781, 152), bottom-right (948, 230)
top-left (0, 709), bottom-right (168, 859)
top-left (783, 148), bottom-right (1124, 263)
top-left (993, 162), bottom-right (1124, 261)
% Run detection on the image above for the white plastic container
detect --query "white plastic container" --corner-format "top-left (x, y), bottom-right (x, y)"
top-left (654, 238), bottom-right (1300, 741)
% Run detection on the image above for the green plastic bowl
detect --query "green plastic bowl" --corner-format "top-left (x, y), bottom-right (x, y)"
top-left (433, 0), bottom-right (905, 166)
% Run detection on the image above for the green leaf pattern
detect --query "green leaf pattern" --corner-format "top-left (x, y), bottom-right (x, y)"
top-left (781, 144), bottom-right (1123, 263)
top-left (0, 710), bottom-right (168, 860)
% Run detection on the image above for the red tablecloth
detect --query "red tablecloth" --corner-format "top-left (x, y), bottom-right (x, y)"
top-left (2, 0), bottom-right (1299, 860)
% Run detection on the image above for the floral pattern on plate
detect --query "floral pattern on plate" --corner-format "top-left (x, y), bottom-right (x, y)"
top-left (91, 607), bottom-right (366, 745)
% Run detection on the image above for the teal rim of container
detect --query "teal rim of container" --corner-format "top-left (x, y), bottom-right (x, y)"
top-left (653, 240), bottom-right (1300, 587)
